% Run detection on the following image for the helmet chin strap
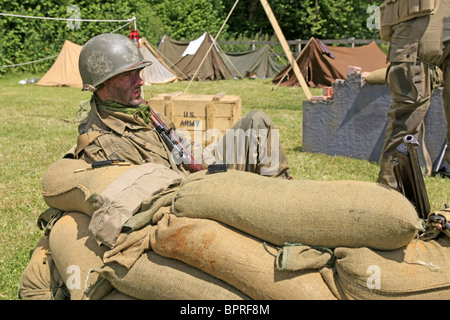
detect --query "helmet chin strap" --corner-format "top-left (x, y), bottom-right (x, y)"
top-left (82, 84), bottom-right (97, 92)
top-left (83, 83), bottom-right (104, 93)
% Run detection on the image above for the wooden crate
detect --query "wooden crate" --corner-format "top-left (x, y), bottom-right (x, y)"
top-left (148, 91), bottom-right (242, 146)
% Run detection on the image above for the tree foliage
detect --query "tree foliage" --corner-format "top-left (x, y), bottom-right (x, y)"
top-left (0, 0), bottom-right (382, 74)
top-left (223, 0), bottom-right (381, 40)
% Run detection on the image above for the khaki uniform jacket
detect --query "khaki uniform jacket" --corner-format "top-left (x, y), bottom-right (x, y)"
top-left (75, 97), bottom-right (187, 177)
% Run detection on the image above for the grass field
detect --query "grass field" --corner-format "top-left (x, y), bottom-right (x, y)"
top-left (0, 73), bottom-right (449, 300)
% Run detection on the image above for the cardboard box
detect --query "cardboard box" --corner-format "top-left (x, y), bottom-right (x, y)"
top-left (148, 92), bottom-right (242, 146)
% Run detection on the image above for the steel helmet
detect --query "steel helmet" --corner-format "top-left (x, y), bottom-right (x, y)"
top-left (79, 33), bottom-right (152, 91)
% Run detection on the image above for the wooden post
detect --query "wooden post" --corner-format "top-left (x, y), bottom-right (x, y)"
top-left (259, 0), bottom-right (312, 100)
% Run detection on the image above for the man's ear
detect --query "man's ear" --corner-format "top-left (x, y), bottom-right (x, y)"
top-left (94, 83), bottom-right (107, 99)
top-left (96, 83), bottom-right (105, 92)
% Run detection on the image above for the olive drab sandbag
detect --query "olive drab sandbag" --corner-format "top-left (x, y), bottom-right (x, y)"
top-left (150, 213), bottom-right (337, 300)
top-left (96, 250), bottom-right (249, 300)
top-left (333, 236), bottom-right (450, 299)
top-left (171, 170), bottom-right (422, 250)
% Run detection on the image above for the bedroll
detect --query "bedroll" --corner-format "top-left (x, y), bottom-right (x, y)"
top-left (21, 160), bottom-right (450, 300)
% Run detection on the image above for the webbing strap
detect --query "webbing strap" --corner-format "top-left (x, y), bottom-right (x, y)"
top-left (75, 130), bottom-right (105, 156)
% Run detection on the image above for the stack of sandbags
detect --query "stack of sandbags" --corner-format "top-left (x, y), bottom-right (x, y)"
top-left (166, 170), bottom-right (450, 299)
top-left (148, 213), bottom-right (337, 300)
top-left (32, 161), bottom-right (450, 300)
top-left (48, 211), bottom-right (249, 300)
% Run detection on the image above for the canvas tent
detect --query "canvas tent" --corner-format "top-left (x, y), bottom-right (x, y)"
top-left (220, 45), bottom-right (286, 79)
top-left (37, 40), bottom-right (83, 88)
top-left (37, 37), bottom-right (176, 88)
top-left (157, 32), bottom-right (233, 81)
top-left (273, 38), bottom-right (388, 88)
top-left (139, 38), bottom-right (179, 84)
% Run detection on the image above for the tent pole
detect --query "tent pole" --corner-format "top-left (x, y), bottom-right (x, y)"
top-left (216, 42), bottom-right (246, 80)
top-left (184, 0), bottom-right (239, 94)
top-left (259, 0), bottom-right (312, 100)
top-left (273, 37), bottom-right (313, 91)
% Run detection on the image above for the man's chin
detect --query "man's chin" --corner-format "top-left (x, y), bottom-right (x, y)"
top-left (129, 97), bottom-right (143, 107)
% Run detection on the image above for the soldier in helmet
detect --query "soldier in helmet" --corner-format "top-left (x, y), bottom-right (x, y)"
top-left (74, 33), bottom-right (290, 178)
top-left (377, 0), bottom-right (450, 188)
top-left (19, 33), bottom-right (292, 301)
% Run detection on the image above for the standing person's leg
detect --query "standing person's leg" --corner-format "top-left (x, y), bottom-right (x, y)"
top-left (442, 47), bottom-right (450, 167)
top-left (377, 61), bottom-right (433, 188)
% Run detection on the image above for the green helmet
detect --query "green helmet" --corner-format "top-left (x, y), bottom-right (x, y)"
top-left (79, 33), bottom-right (152, 91)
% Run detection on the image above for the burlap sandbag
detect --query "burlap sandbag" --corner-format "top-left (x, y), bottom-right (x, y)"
top-left (48, 212), bottom-right (111, 300)
top-left (334, 236), bottom-right (450, 299)
top-left (101, 289), bottom-right (139, 300)
top-left (96, 250), bottom-right (249, 300)
top-left (42, 158), bottom-right (137, 215)
top-left (42, 159), bottom-right (183, 248)
top-left (19, 237), bottom-right (67, 300)
top-left (150, 213), bottom-right (337, 300)
top-left (171, 170), bottom-right (422, 250)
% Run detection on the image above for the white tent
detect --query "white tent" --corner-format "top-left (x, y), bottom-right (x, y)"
top-left (139, 38), bottom-right (179, 84)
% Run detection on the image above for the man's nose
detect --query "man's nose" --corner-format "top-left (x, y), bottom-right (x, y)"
top-left (133, 72), bottom-right (144, 86)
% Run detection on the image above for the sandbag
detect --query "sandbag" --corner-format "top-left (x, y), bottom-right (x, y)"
top-left (101, 289), bottom-right (139, 300)
top-left (48, 212), bottom-right (111, 300)
top-left (96, 250), bottom-right (249, 300)
top-left (42, 158), bottom-right (137, 215)
top-left (334, 236), bottom-right (450, 299)
top-left (19, 237), bottom-right (67, 300)
top-left (150, 213), bottom-right (337, 300)
top-left (42, 159), bottom-right (183, 248)
top-left (171, 170), bottom-right (422, 250)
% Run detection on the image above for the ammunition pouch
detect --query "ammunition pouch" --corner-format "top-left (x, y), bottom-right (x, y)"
top-left (380, 0), bottom-right (439, 41)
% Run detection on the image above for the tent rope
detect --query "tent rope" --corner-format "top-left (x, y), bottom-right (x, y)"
top-left (0, 12), bottom-right (133, 22)
top-left (0, 54), bottom-right (59, 68)
top-left (152, 45), bottom-right (190, 80)
top-left (183, 0), bottom-right (239, 94)
top-left (215, 42), bottom-right (246, 80)
top-left (0, 19), bottom-right (132, 69)
top-left (109, 21), bottom-right (133, 34)
top-left (272, 38), bottom-right (312, 91)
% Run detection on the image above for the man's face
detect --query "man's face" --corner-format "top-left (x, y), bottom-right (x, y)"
top-left (100, 69), bottom-right (144, 107)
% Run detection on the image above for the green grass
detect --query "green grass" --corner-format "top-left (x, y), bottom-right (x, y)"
top-left (0, 74), bottom-right (449, 300)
